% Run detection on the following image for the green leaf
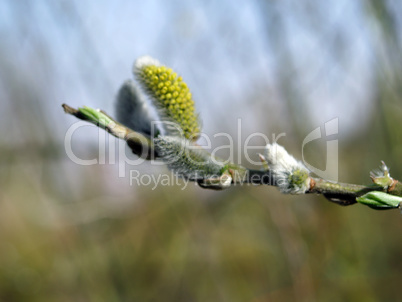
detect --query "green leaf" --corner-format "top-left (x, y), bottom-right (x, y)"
top-left (78, 106), bottom-right (114, 128)
top-left (356, 191), bottom-right (402, 210)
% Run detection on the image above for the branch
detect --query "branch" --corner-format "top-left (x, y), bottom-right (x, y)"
top-left (62, 104), bottom-right (402, 210)
top-left (61, 55), bottom-right (402, 211)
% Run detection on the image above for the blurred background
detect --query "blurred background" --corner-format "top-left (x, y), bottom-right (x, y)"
top-left (1, 0), bottom-right (402, 301)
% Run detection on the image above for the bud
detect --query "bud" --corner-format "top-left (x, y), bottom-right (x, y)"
top-left (198, 171), bottom-right (233, 190)
top-left (264, 143), bottom-right (311, 194)
top-left (78, 106), bottom-right (114, 129)
top-left (356, 191), bottom-right (402, 210)
top-left (370, 161), bottom-right (394, 189)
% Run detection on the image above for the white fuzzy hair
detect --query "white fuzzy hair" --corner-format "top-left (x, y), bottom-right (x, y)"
top-left (265, 143), bottom-right (310, 194)
top-left (134, 55), bottom-right (161, 71)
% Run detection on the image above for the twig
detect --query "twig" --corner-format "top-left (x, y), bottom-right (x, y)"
top-left (62, 104), bottom-right (402, 209)
top-left (62, 104), bottom-right (157, 159)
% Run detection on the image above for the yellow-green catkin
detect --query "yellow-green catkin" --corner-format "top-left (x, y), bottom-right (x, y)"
top-left (134, 56), bottom-right (200, 140)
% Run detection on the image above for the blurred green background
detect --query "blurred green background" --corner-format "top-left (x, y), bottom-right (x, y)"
top-left (1, 0), bottom-right (402, 301)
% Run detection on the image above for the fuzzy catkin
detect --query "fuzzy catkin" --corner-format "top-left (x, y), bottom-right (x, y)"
top-left (265, 143), bottom-right (310, 194)
top-left (134, 56), bottom-right (200, 141)
top-left (115, 80), bottom-right (154, 137)
top-left (154, 136), bottom-right (224, 179)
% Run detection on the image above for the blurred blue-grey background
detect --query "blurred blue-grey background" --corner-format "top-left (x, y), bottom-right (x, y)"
top-left (1, 0), bottom-right (402, 301)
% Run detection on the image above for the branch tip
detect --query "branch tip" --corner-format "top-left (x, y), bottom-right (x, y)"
top-left (62, 103), bottom-right (78, 115)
